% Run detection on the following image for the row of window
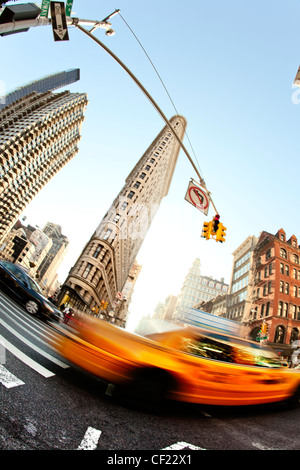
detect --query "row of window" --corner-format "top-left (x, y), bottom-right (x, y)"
top-left (251, 302), bottom-right (300, 320)
top-left (279, 281), bottom-right (300, 297)
top-left (280, 248), bottom-right (300, 264)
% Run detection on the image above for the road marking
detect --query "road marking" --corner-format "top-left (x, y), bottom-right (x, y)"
top-left (0, 336), bottom-right (55, 378)
top-left (162, 441), bottom-right (205, 450)
top-left (252, 441), bottom-right (278, 450)
top-left (0, 365), bottom-right (24, 388)
top-left (0, 318), bottom-right (69, 369)
top-left (78, 427), bottom-right (102, 450)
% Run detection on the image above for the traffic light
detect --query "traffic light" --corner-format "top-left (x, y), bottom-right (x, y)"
top-left (201, 221), bottom-right (212, 240)
top-left (260, 322), bottom-right (268, 335)
top-left (216, 223), bottom-right (226, 243)
top-left (212, 214), bottom-right (220, 234)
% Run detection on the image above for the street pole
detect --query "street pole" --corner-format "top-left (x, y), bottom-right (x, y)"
top-left (0, 8), bottom-right (219, 212)
top-left (0, 16), bottom-right (115, 36)
top-left (71, 18), bottom-right (208, 192)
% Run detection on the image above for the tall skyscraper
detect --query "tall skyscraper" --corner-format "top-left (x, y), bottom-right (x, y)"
top-left (0, 88), bottom-right (88, 243)
top-left (0, 69), bottom-right (80, 110)
top-left (60, 115), bottom-right (187, 327)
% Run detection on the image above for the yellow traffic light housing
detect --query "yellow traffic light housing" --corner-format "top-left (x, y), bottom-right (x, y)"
top-left (216, 223), bottom-right (226, 243)
top-left (201, 221), bottom-right (212, 240)
top-left (260, 322), bottom-right (268, 335)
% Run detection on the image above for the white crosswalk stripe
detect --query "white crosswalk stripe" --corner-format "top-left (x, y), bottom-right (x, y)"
top-left (0, 291), bottom-right (69, 384)
top-left (1, 335), bottom-right (55, 378)
top-left (0, 365), bottom-right (25, 388)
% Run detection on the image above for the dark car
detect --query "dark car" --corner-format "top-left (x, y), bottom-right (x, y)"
top-left (0, 259), bottom-right (63, 322)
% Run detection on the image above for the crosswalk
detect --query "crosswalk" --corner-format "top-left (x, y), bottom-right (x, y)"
top-left (0, 291), bottom-right (69, 388)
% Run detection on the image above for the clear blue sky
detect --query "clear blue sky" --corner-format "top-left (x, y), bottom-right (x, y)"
top-left (1, 1), bottom-right (300, 329)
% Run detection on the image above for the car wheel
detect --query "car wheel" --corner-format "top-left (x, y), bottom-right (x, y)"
top-left (121, 368), bottom-right (175, 412)
top-left (25, 300), bottom-right (39, 316)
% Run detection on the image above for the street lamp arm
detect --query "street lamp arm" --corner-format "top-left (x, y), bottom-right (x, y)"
top-left (73, 20), bottom-right (207, 190)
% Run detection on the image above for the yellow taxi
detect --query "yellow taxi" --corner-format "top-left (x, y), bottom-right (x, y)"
top-left (51, 314), bottom-right (300, 409)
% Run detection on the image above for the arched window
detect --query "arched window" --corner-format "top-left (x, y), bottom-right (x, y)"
top-left (274, 325), bottom-right (285, 344)
top-left (293, 254), bottom-right (299, 264)
top-left (290, 328), bottom-right (299, 344)
top-left (280, 248), bottom-right (287, 259)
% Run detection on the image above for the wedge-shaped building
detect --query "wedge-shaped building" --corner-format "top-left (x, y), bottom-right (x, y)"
top-left (60, 115), bottom-right (187, 326)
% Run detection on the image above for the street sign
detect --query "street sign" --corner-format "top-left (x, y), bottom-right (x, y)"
top-left (65, 0), bottom-right (74, 17)
top-left (40, 0), bottom-right (51, 17)
top-left (184, 180), bottom-right (210, 215)
top-left (50, 1), bottom-right (69, 41)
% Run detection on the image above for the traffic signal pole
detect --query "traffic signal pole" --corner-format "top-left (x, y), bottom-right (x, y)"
top-left (72, 18), bottom-right (208, 193)
top-left (0, 16), bottom-right (115, 35)
top-left (0, 6), bottom-right (219, 215)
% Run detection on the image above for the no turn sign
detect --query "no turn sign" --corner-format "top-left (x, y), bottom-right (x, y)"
top-left (184, 180), bottom-right (210, 215)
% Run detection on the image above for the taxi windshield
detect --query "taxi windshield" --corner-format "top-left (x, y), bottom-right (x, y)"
top-left (179, 332), bottom-right (282, 368)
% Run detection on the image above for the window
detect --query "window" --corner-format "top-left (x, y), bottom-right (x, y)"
top-left (82, 263), bottom-right (92, 279)
top-left (290, 328), bottom-right (299, 343)
top-left (292, 305), bottom-right (297, 320)
top-left (285, 265), bottom-right (289, 276)
top-left (133, 181), bottom-right (141, 189)
top-left (103, 228), bottom-right (112, 240)
top-left (280, 263), bottom-right (284, 274)
top-left (274, 325), bottom-right (285, 343)
top-left (93, 244), bottom-right (103, 258)
top-left (113, 214), bottom-right (121, 224)
top-left (294, 285), bottom-right (298, 297)
top-left (280, 281), bottom-right (284, 293)
top-left (127, 190), bottom-right (135, 199)
top-left (280, 248), bottom-right (287, 259)
top-left (293, 268), bottom-right (297, 279)
top-left (268, 281), bottom-right (272, 294)
top-left (269, 263), bottom-right (273, 275)
top-left (293, 254), bottom-right (299, 264)
top-left (263, 284), bottom-right (267, 295)
top-left (285, 282), bottom-right (289, 294)
top-left (278, 301), bottom-right (283, 316)
top-left (179, 335), bottom-right (234, 363)
top-left (120, 201), bottom-right (128, 211)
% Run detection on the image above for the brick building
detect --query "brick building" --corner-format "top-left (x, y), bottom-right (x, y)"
top-left (245, 228), bottom-right (300, 357)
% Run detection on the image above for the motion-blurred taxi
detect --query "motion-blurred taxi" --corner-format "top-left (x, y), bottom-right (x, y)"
top-left (52, 314), bottom-right (300, 408)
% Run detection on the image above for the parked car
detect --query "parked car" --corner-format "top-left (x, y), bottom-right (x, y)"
top-left (51, 314), bottom-right (300, 410)
top-left (0, 259), bottom-right (63, 322)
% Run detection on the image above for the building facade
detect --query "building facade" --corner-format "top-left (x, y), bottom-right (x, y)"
top-left (174, 258), bottom-right (229, 323)
top-left (225, 235), bottom-right (258, 323)
top-left (0, 88), bottom-right (88, 243)
top-left (60, 115), bottom-right (187, 327)
top-left (244, 228), bottom-right (300, 357)
top-left (38, 222), bottom-right (69, 296)
top-left (0, 69), bottom-right (80, 110)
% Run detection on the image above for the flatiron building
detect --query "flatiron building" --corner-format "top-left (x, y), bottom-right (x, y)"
top-left (61, 115), bottom-right (187, 327)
